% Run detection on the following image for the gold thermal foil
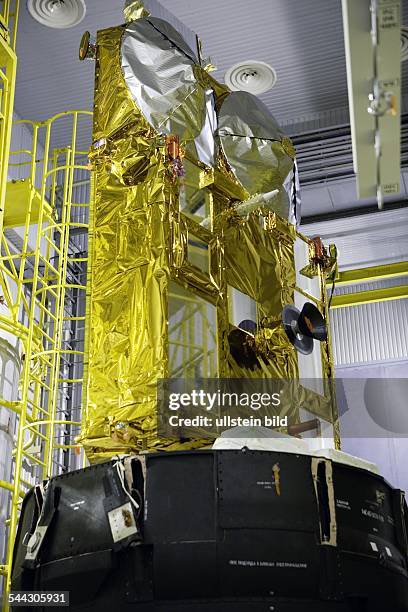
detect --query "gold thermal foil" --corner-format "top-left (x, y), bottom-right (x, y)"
top-left (80, 26), bottom-right (214, 458)
top-left (223, 214), bottom-right (294, 319)
top-left (124, 0), bottom-right (150, 22)
top-left (80, 20), bottom-right (337, 461)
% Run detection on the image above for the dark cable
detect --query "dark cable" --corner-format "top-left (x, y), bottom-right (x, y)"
top-left (328, 276), bottom-right (336, 310)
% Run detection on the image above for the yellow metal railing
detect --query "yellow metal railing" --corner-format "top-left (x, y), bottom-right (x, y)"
top-left (169, 295), bottom-right (218, 378)
top-left (0, 0), bottom-right (18, 240)
top-left (0, 111), bottom-right (92, 610)
top-left (0, 0), bottom-right (19, 50)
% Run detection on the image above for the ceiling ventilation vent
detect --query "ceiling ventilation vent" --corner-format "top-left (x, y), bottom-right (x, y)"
top-left (224, 60), bottom-right (277, 95)
top-left (27, 0), bottom-right (86, 29)
top-left (402, 26), bottom-right (408, 63)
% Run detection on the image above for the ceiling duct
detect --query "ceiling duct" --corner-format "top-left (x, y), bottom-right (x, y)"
top-left (27, 0), bottom-right (86, 29)
top-left (402, 26), bottom-right (408, 62)
top-left (224, 60), bottom-right (277, 95)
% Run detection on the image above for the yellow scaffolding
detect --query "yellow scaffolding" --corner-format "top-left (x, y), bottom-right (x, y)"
top-left (0, 110), bottom-right (92, 609)
top-left (0, 0), bottom-right (19, 224)
top-left (168, 291), bottom-right (218, 379)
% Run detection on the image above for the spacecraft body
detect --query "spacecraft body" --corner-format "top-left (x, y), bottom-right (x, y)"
top-left (79, 8), bottom-right (337, 461)
top-left (11, 451), bottom-right (408, 611)
top-left (9, 5), bottom-right (408, 611)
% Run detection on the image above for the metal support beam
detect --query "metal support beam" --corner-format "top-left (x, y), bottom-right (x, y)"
top-left (328, 261), bottom-right (408, 286)
top-left (342, 0), bottom-right (401, 205)
top-left (330, 284), bottom-right (408, 309)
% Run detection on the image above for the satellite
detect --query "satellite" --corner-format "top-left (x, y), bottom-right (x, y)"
top-left (8, 4), bottom-right (408, 612)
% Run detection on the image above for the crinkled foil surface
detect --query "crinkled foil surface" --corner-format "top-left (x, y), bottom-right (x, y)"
top-left (121, 17), bottom-right (217, 166)
top-left (217, 91), bottom-right (295, 200)
top-left (80, 20), bottom-right (337, 462)
top-left (124, 0), bottom-right (150, 22)
top-left (121, 18), bottom-right (203, 140)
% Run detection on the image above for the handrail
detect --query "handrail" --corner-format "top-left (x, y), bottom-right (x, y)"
top-left (0, 110), bottom-right (92, 611)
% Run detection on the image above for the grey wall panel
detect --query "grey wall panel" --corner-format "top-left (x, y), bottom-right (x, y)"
top-left (302, 209), bottom-right (408, 367)
top-left (337, 360), bottom-right (408, 492)
top-left (331, 297), bottom-right (408, 366)
top-left (14, 0), bottom-right (408, 145)
top-left (301, 208), bottom-right (408, 270)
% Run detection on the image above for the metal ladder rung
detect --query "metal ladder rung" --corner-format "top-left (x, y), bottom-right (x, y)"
top-left (36, 274), bottom-right (59, 286)
top-left (27, 401), bottom-right (51, 418)
top-left (22, 450), bottom-right (46, 467)
top-left (27, 410), bottom-right (52, 422)
top-left (41, 222), bottom-right (63, 235)
top-left (35, 326), bottom-right (55, 344)
top-left (68, 221), bottom-right (89, 228)
top-left (24, 426), bottom-right (49, 442)
top-left (34, 284), bottom-right (59, 300)
top-left (33, 353), bottom-right (54, 367)
top-left (38, 255), bottom-right (59, 277)
top-left (30, 375), bottom-right (52, 392)
top-left (43, 235), bottom-right (62, 254)
top-left (36, 300), bottom-right (57, 322)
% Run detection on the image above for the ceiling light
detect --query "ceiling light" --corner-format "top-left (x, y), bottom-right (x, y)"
top-left (224, 60), bottom-right (277, 95)
top-left (27, 0), bottom-right (86, 29)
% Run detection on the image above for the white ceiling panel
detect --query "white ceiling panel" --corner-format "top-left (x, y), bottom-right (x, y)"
top-left (12, 0), bottom-right (408, 218)
top-left (15, 0), bottom-right (407, 132)
top-left (299, 184), bottom-right (334, 216)
top-left (162, 0), bottom-right (350, 125)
